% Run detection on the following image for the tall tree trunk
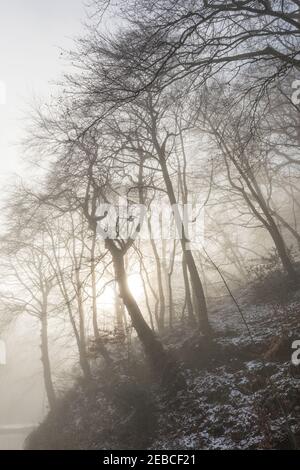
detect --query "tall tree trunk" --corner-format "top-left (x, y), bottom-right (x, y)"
top-left (160, 237), bottom-right (169, 330)
top-left (182, 256), bottom-right (196, 326)
top-left (252, 177), bottom-right (298, 284)
top-left (272, 210), bottom-right (300, 251)
top-left (168, 240), bottom-right (176, 329)
top-left (168, 271), bottom-right (174, 329)
top-left (109, 244), bottom-right (168, 370)
top-left (140, 266), bottom-right (155, 331)
top-left (49, 229), bottom-right (94, 379)
top-left (269, 221), bottom-right (298, 284)
top-left (91, 231), bottom-right (113, 364)
top-left (139, 254), bottom-right (160, 329)
top-left (222, 131), bottom-right (298, 285)
top-left (41, 308), bottom-right (56, 410)
top-left (251, 178), bottom-right (298, 284)
top-left (148, 103), bottom-right (210, 334)
top-left (137, 157), bottom-right (166, 332)
top-left (245, 173), bottom-right (297, 283)
top-left (148, 224), bottom-right (166, 332)
top-left (158, 155), bottom-right (210, 335)
top-left (91, 231), bottom-right (100, 339)
top-left (250, 192), bottom-right (297, 284)
top-left (115, 282), bottom-right (126, 336)
top-left (75, 268), bottom-right (92, 381)
top-left (210, 121), bottom-right (298, 285)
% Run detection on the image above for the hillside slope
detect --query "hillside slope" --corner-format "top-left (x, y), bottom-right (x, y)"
top-left (26, 291), bottom-right (300, 450)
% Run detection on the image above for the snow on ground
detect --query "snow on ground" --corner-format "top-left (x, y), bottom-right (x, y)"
top-left (151, 290), bottom-right (300, 449)
top-left (26, 288), bottom-right (300, 450)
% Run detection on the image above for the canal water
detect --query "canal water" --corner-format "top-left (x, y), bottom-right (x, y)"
top-left (0, 319), bottom-right (46, 450)
top-left (0, 432), bottom-right (29, 450)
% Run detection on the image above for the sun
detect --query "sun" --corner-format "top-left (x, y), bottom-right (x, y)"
top-left (97, 273), bottom-right (144, 308)
top-left (127, 273), bottom-right (144, 300)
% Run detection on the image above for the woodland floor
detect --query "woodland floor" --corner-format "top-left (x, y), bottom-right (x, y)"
top-left (26, 284), bottom-right (300, 450)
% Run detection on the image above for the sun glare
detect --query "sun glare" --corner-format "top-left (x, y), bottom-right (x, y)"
top-left (98, 273), bottom-right (144, 308)
top-left (127, 273), bottom-right (144, 300)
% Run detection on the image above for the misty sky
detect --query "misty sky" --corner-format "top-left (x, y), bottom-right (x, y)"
top-left (0, 0), bottom-right (85, 187)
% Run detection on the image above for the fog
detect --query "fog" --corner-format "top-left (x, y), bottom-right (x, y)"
top-left (0, 318), bottom-right (44, 449)
top-left (1, 0), bottom-right (300, 452)
top-left (0, 0), bottom-right (85, 450)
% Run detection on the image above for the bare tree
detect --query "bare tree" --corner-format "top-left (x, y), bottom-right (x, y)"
top-left (0, 226), bottom-right (57, 410)
top-left (196, 83), bottom-right (298, 284)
